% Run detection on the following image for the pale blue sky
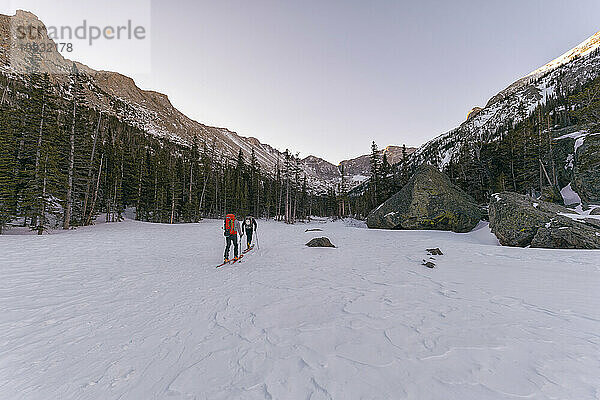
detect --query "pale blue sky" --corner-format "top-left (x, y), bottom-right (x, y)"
top-left (4, 0), bottom-right (600, 163)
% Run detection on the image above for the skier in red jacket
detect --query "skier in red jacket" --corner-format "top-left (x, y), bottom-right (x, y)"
top-left (223, 214), bottom-right (243, 262)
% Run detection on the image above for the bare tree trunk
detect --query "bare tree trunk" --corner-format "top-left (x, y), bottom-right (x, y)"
top-left (16, 134), bottom-right (27, 227)
top-left (136, 160), bottom-right (143, 219)
top-left (32, 103), bottom-right (45, 227)
top-left (170, 170), bottom-right (176, 224)
top-left (154, 173), bottom-right (158, 222)
top-left (510, 135), bottom-right (517, 191)
top-left (82, 112), bottom-right (102, 224)
top-left (539, 159), bottom-right (553, 187)
top-left (111, 175), bottom-right (119, 222)
top-left (1, 77), bottom-right (10, 105)
top-left (347, 197), bottom-right (351, 217)
top-left (547, 114), bottom-right (557, 187)
top-left (64, 99), bottom-right (76, 230)
top-left (189, 162), bottom-right (193, 204)
top-left (293, 191), bottom-right (297, 223)
top-left (105, 186), bottom-right (112, 223)
top-left (34, 104), bottom-right (45, 179)
top-left (285, 180), bottom-right (290, 224)
top-left (199, 176), bottom-right (207, 217)
top-left (37, 155), bottom-right (49, 235)
top-left (86, 154), bottom-right (103, 226)
top-left (277, 180), bottom-right (282, 221)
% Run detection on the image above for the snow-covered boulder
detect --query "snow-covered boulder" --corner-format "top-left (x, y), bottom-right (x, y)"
top-left (573, 133), bottom-right (600, 204)
top-left (489, 192), bottom-right (600, 249)
top-left (366, 165), bottom-right (483, 233)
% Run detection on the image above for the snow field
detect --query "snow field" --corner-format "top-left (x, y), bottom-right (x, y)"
top-left (1, 219), bottom-right (599, 399)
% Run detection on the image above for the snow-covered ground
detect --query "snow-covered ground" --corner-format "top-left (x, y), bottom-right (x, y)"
top-left (1, 219), bottom-right (599, 399)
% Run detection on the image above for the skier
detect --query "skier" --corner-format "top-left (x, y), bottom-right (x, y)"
top-left (223, 214), bottom-right (243, 262)
top-left (242, 215), bottom-right (258, 250)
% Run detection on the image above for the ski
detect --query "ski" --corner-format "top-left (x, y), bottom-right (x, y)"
top-left (216, 254), bottom-right (244, 268)
top-left (243, 245), bottom-right (254, 254)
top-left (230, 254), bottom-right (244, 264)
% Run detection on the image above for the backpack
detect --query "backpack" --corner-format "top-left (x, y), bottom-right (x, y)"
top-left (224, 214), bottom-right (236, 237)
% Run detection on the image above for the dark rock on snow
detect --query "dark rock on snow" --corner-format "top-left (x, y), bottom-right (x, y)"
top-left (366, 165), bottom-right (483, 233)
top-left (489, 192), bottom-right (600, 249)
top-left (306, 237), bottom-right (336, 248)
top-left (305, 228), bottom-right (323, 232)
top-left (426, 248), bottom-right (444, 256)
top-left (422, 260), bottom-right (436, 269)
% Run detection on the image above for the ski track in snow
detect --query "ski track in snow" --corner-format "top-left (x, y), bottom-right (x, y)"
top-left (1, 220), bottom-right (599, 399)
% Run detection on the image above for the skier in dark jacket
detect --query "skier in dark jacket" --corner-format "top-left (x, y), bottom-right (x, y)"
top-left (242, 215), bottom-right (257, 250)
top-left (224, 214), bottom-right (243, 262)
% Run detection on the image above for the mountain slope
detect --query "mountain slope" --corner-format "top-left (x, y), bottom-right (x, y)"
top-left (0, 10), bottom-right (422, 192)
top-left (410, 30), bottom-right (600, 170)
top-left (0, 11), bottom-right (339, 191)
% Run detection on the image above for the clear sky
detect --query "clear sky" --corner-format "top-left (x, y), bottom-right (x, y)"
top-left (4, 0), bottom-right (600, 163)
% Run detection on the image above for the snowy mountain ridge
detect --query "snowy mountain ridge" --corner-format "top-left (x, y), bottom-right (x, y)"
top-left (525, 30), bottom-right (600, 80)
top-left (0, 10), bottom-right (377, 193)
top-left (410, 29), bottom-right (600, 170)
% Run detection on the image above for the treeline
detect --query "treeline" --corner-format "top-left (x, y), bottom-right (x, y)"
top-left (0, 67), bottom-right (337, 234)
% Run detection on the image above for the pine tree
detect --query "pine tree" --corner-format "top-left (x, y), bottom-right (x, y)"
top-left (0, 103), bottom-right (16, 234)
top-left (380, 152), bottom-right (392, 200)
top-left (369, 141), bottom-right (381, 207)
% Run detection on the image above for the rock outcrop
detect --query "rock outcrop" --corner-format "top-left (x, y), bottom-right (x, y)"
top-left (366, 165), bottom-right (483, 233)
top-left (489, 192), bottom-right (600, 249)
top-left (573, 133), bottom-right (600, 204)
top-left (466, 107), bottom-right (482, 121)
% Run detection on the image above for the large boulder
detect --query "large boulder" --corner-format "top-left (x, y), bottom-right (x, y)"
top-left (489, 192), bottom-right (600, 249)
top-left (573, 133), bottom-right (600, 204)
top-left (366, 165), bottom-right (483, 233)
